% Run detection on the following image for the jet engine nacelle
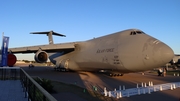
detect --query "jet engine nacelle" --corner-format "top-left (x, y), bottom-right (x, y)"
top-left (7, 54), bottom-right (17, 67)
top-left (34, 51), bottom-right (48, 63)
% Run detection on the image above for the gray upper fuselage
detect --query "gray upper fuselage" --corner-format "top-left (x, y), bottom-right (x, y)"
top-left (50, 29), bottom-right (174, 73)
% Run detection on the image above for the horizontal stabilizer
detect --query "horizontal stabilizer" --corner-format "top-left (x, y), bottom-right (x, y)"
top-left (30, 31), bottom-right (66, 44)
top-left (30, 31), bottom-right (66, 37)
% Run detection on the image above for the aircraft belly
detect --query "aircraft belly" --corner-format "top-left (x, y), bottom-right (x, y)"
top-left (76, 62), bottom-right (117, 71)
top-left (73, 52), bottom-right (129, 72)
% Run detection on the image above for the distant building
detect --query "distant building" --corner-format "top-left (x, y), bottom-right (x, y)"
top-left (16, 60), bottom-right (26, 64)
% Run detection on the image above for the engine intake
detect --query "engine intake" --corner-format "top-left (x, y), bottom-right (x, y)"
top-left (34, 51), bottom-right (48, 63)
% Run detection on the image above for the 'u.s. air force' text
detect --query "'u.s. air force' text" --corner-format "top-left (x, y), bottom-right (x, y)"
top-left (96, 48), bottom-right (114, 53)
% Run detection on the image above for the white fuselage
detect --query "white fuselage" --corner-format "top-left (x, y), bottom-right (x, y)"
top-left (49, 29), bottom-right (174, 73)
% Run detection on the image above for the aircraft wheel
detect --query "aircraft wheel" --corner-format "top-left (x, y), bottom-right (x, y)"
top-left (109, 73), bottom-right (113, 77)
top-left (120, 74), bottom-right (124, 76)
top-left (59, 68), bottom-right (69, 72)
top-left (113, 74), bottom-right (117, 77)
top-left (60, 69), bottom-right (65, 72)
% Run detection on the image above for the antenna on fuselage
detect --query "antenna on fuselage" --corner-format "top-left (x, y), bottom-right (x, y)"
top-left (30, 30), bottom-right (66, 44)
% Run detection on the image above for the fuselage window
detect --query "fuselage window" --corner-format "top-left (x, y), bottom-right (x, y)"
top-left (141, 31), bottom-right (145, 34)
top-left (130, 31), bottom-right (145, 35)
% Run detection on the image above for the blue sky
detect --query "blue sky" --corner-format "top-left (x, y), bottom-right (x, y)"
top-left (0, 0), bottom-right (180, 60)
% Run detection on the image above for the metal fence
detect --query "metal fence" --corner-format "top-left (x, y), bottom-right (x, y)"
top-left (0, 67), bottom-right (57, 101)
top-left (103, 81), bottom-right (180, 99)
top-left (20, 68), bottom-right (57, 101)
top-left (0, 67), bottom-right (20, 80)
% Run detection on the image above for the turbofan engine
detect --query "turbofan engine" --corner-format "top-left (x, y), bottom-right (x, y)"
top-left (7, 54), bottom-right (17, 67)
top-left (34, 51), bottom-right (48, 63)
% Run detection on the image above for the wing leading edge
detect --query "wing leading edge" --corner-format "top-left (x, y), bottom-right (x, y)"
top-left (8, 43), bottom-right (75, 53)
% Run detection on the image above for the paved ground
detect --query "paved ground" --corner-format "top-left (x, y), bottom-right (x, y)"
top-left (22, 66), bottom-right (180, 101)
top-left (0, 80), bottom-right (28, 101)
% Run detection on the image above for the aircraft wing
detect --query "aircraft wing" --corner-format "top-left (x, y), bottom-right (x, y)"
top-left (8, 42), bottom-right (75, 53)
top-left (175, 54), bottom-right (180, 56)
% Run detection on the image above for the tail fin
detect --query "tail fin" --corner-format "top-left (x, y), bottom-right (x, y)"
top-left (30, 31), bottom-right (66, 44)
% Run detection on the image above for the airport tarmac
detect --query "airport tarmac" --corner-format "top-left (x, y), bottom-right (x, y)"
top-left (22, 66), bottom-right (180, 101)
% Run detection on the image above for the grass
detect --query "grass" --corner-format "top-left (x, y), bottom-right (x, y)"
top-left (51, 81), bottom-right (117, 101)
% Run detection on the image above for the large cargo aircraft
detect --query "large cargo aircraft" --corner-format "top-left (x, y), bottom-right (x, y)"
top-left (8, 29), bottom-right (174, 76)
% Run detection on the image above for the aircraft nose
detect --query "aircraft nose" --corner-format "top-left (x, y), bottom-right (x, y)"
top-left (159, 43), bottom-right (174, 63)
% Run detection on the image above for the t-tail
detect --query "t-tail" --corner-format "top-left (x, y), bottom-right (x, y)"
top-left (30, 31), bottom-right (66, 44)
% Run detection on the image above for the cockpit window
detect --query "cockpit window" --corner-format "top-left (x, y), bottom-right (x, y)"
top-left (136, 31), bottom-right (142, 34)
top-left (140, 31), bottom-right (145, 34)
top-left (130, 31), bottom-right (145, 35)
top-left (130, 31), bottom-right (136, 35)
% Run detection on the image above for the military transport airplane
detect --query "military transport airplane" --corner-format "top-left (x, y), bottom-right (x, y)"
top-left (8, 29), bottom-right (174, 76)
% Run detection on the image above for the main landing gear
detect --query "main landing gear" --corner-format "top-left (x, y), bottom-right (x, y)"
top-left (108, 73), bottom-right (124, 77)
top-left (54, 67), bottom-right (68, 72)
top-left (103, 71), bottom-right (124, 77)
